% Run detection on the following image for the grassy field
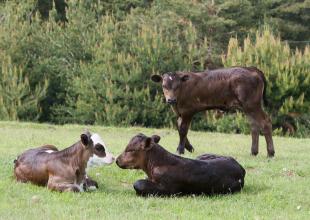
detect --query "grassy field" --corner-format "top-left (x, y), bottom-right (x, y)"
top-left (0, 121), bottom-right (309, 220)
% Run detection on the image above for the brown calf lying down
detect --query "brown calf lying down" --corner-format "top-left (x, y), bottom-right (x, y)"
top-left (116, 133), bottom-right (246, 196)
top-left (14, 132), bottom-right (112, 192)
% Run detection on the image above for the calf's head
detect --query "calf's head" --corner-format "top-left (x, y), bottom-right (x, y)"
top-left (116, 134), bottom-right (160, 169)
top-left (151, 72), bottom-right (189, 105)
top-left (87, 133), bottom-right (115, 168)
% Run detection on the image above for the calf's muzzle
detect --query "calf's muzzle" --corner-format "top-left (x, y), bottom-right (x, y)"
top-left (167, 98), bottom-right (177, 105)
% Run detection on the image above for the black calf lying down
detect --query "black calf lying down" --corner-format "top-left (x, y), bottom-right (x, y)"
top-left (116, 133), bottom-right (246, 196)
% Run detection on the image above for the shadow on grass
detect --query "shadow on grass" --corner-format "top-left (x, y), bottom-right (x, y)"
top-left (241, 182), bottom-right (269, 195)
top-left (95, 182), bottom-right (269, 200)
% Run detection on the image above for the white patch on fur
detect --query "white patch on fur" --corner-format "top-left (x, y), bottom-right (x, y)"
top-left (90, 133), bottom-right (106, 147)
top-left (84, 175), bottom-right (97, 191)
top-left (45, 150), bottom-right (55, 154)
top-left (88, 186), bottom-right (97, 191)
top-left (87, 153), bottom-right (115, 168)
top-left (78, 183), bottom-right (84, 192)
top-left (169, 76), bottom-right (173, 80)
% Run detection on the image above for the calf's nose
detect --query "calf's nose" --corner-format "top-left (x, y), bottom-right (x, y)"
top-left (167, 98), bottom-right (177, 105)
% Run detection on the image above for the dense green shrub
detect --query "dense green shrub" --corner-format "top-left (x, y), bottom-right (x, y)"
top-left (53, 15), bottom-right (208, 126)
top-left (0, 1), bottom-right (97, 121)
top-left (0, 1), bottom-right (309, 137)
top-left (0, 56), bottom-right (47, 120)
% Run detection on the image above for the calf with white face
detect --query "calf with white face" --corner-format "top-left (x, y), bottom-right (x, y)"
top-left (14, 132), bottom-right (114, 192)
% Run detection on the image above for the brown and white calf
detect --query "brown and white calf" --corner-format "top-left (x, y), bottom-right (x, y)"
top-left (14, 132), bottom-right (114, 192)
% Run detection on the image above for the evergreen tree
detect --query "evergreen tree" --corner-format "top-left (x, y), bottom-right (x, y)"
top-left (0, 56), bottom-right (48, 120)
top-left (222, 27), bottom-right (310, 136)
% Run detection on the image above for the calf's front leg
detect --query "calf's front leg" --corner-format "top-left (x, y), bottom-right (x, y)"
top-left (133, 179), bottom-right (171, 197)
top-left (47, 176), bottom-right (83, 192)
top-left (177, 116), bottom-right (193, 154)
top-left (83, 175), bottom-right (98, 191)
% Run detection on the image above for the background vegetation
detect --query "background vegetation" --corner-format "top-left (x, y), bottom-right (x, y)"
top-left (0, 0), bottom-right (309, 137)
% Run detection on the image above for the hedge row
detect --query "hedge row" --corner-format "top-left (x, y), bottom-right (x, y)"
top-left (0, 1), bottom-right (309, 137)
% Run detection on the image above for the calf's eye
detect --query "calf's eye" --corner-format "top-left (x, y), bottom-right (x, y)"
top-left (95, 144), bottom-right (105, 152)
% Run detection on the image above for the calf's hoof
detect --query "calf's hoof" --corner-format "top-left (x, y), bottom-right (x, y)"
top-left (84, 178), bottom-right (99, 190)
top-left (267, 150), bottom-right (275, 158)
top-left (176, 145), bottom-right (185, 154)
top-left (185, 144), bottom-right (194, 153)
top-left (251, 148), bottom-right (258, 156)
top-left (251, 152), bottom-right (258, 156)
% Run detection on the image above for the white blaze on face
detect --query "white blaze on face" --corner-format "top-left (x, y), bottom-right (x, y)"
top-left (87, 133), bottom-right (115, 168)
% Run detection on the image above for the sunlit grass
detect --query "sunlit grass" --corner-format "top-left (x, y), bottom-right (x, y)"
top-left (0, 121), bottom-right (309, 219)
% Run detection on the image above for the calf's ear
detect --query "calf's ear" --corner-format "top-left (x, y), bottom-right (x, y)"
top-left (81, 131), bottom-right (91, 146)
top-left (151, 75), bottom-right (162, 83)
top-left (143, 137), bottom-right (153, 151)
top-left (151, 135), bottom-right (161, 143)
top-left (81, 134), bottom-right (89, 146)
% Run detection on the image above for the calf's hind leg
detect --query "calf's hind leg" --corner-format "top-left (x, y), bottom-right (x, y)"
top-left (248, 120), bottom-right (260, 156)
top-left (47, 176), bottom-right (82, 192)
top-left (133, 180), bottom-right (170, 196)
top-left (246, 108), bottom-right (275, 157)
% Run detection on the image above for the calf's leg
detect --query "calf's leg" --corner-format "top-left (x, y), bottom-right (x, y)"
top-left (48, 182), bottom-right (81, 192)
top-left (261, 112), bottom-right (275, 157)
top-left (83, 175), bottom-right (98, 191)
top-left (54, 0), bottom-right (68, 22)
top-left (133, 179), bottom-right (170, 196)
top-left (177, 116), bottom-right (193, 154)
top-left (185, 138), bottom-right (194, 153)
top-left (250, 122), bottom-right (260, 156)
top-left (14, 165), bottom-right (28, 183)
top-left (37, 0), bottom-right (53, 20)
top-left (246, 108), bottom-right (275, 157)
top-left (47, 176), bottom-right (82, 192)
top-left (223, 178), bottom-right (244, 194)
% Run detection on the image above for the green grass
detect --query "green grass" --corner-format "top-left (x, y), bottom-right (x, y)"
top-left (0, 121), bottom-right (309, 220)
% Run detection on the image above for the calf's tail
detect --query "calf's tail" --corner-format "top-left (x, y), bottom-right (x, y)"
top-left (261, 71), bottom-right (268, 107)
top-left (248, 67), bottom-right (268, 106)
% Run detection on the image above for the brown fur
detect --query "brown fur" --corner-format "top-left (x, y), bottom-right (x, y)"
top-left (116, 133), bottom-right (246, 196)
top-left (14, 132), bottom-right (99, 192)
top-left (151, 66), bottom-right (275, 157)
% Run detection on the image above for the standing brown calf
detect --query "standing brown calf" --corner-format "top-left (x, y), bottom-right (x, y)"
top-left (151, 67), bottom-right (275, 157)
top-left (14, 132), bottom-right (106, 192)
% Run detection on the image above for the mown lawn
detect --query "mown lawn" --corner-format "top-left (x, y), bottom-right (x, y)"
top-left (0, 121), bottom-right (309, 220)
